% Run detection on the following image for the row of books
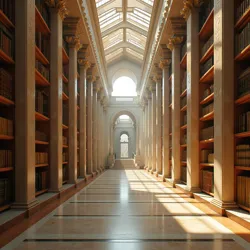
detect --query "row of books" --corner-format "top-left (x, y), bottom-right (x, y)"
top-left (0, 117), bottom-right (13, 136)
top-left (237, 176), bottom-right (250, 208)
top-left (62, 151), bottom-right (68, 162)
top-left (181, 95), bottom-right (187, 109)
top-left (63, 103), bottom-right (69, 125)
top-left (201, 149), bottom-right (214, 163)
top-left (199, 0), bottom-right (213, 31)
top-left (35, 170), bottom-right (48, 192)
top-left (0, 68), bottom-right (13, 100)
top-left (237, 111), bottom-right (250, 133)
top-left (202, 85), bottom-right (214, 100)
top-left (181, 166), bottom-right (187, 183)
top-left (235, 0), bottom-right (250, 23)
top-left (181, 150), bottom-right (187, 162)
top-left (36, 130), bottom-right (48, 142)
top-left (0, 150), bottom-right (12, 168)
top-left (35, 0), bottom-right (50, 27)
top-left (200, 125), bottom-right (214, 140)
top-left (63, 164), bottom-right (68, 181)
top-left (0, 178), bottom-right (10, 205)
top-left (63, 82), bottom-right (68, 95)
top-left (202, 169), bottom-right (214, 194)
top-left (201, 35), bottom-right (213, 58)
top-left (182, 113), bottom-right (187, 126)
top-left (36, 32), bottom-right (50, 60)
top-left (236, 144), bottom-right (250, 166)
top-left (237, 67), bottom-right (250, 98)
top-left (0, 25), bottom-right (13, 58)
top-left (235, 23), bottom-right (250, 55)
top-left (181, 72), bottom-right (187, 93)
top-left (0, 0), bottom-right (14, 23)
top-left (36, 60), bottom-right (50, 81)
top-left (201, 102), bottom-right (214, 116)
top-left (36, 90), bottom-right (49, 117)
top-left (35, 152), bottom-right (48, 165)
top-left (200, 57), bottom-right (213, 77)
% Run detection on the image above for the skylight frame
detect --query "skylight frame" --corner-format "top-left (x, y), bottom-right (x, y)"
top-left (103, 29), bottom-right (123, 51)
top-left (126, 29), bottom-right (146, 49)
top-left (126, 48), bottom-right (143, 60)
top-left (106, 48), bottom-right (123, 61)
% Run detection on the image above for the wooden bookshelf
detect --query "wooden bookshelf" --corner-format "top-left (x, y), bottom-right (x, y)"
top-left (62, 48), bottom-right (69, 64)
top-left (235, 44), bottom-right (250, 61)
top-left (235, 7), bottom-right (250, 30)
top-left (62, 92), bottom-right (69, 101)
top-left (200, 163), bottom-right (214, 167)
top-left (199, 9), bottom-right (214, 41)
top-left (180, 53), bottom-right (187, 69)
top-left (0, 135), bottom-right (14, 140)
top-left (63, 144), bottom-right (68, 148)
top-left (35, 6), bottom-right (50, 35)
top-left (181, 124), bottom-right (187, 130)
top-left (0, 49), bottom-right (15, 64)
top-left (0, 167), bottom-right (14, 172)
top-left (0, 10), bottom-right (14, 29)
top-left (180, 105), bottom-right (187, 112)
top-left (35, 164), bottom-right (49, 168)
top-left (0, 204), bottom-right (11, 213)
top-left (200, 138), bottom-right (214, 144)
top-left (35, 111), bottom-right (49, 121)
top-left (200, 111), bottom-right (214, 121)
top-left (180, 89), bottom-right (187, 98)
top-left (35, 69), bottom-right (50, 86)
top-left (35, 140), bottom-right (49, 145)
top-left (35, 188), bottom-right (48, 197)
top-left (181, 144), bottom-right (187, 148)
top-left (35, 46), bottom-right (49, 65)
top-left (63, 124), bottom-right (68, 129)
top-left (235, 93), bottom-right (250, 105)
top-left (63, 74), bottom-right (69, 83)
top-left (200, 44), bottom-right (214, 64)
top-left (235, 131), bottom-right (250, 138)
top-left (199, 66), bottom-right (214, 83)
top-left (0, 95), bottom-right (15, 106)
top-left (200, 93), bottom-right (214, 105)
top-left (235, 166), bottom-right (250, 171)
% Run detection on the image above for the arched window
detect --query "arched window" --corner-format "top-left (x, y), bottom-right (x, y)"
top-left (120, 133), bottom-right (129, 158)
top-left (112, 76), bottom-right (137, 96)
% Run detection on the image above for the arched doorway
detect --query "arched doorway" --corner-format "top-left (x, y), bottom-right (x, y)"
top-left (120, 132), bottom-right (129, 158)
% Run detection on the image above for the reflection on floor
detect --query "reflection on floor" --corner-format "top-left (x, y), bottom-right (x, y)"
top-left (3, 169), bottom-right (250, 249)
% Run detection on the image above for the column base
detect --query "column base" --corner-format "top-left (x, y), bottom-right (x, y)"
top-left (11, 198), bottom-right (39, 210)
top-left (48, 187), bottom-right (63, 193)
top-left (211, 198), bottom-right (238, 215)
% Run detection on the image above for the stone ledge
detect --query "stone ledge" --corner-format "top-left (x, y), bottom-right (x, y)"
top-left (226, 209), bottom-right (250, 231)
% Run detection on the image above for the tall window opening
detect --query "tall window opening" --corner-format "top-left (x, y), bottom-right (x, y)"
top-left (120, 133), bottom-right (129, 158)
top-left (112, 76), bottom-right (137, 96)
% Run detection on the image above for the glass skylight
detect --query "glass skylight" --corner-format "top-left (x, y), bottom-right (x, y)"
top-left (127, 9), bottom-right (150, 31)
top-left (126, 29), bottom-right (146, 49)
top-left (139, 0), bottom-right (154, 6)
top-left (103, 29), bottom-right (123, 50)
top-left (106, 48), bottom-right (123, 61)
top-left (126, 48), bottom-right (143, 60)
top-left (96, 0), bottom-right (113, 8)
top-left (99, 8), bottom-right (123, 31)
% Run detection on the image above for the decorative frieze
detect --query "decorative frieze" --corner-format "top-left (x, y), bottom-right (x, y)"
top-left (45, 0), bottom-right (68, 20)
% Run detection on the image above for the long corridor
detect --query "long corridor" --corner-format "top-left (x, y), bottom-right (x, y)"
top-left (4, 168), bottom-right (250, 250)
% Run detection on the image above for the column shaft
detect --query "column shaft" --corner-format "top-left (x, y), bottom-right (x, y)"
top-left (147, 98), bottom-right (152, 170)
top-left (92, 88), bottom-right (98, 173)
top-left (151, 88), bottom-right (157, 173)
top-left (87, 81), bottom-right (93, 174)
top-left (156, 81), bottom-right (162, 174)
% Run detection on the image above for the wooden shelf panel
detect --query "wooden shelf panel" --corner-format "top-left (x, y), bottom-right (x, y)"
top-left (62, 48), bottom-right (69, 65)
top-left (169, 103), bottom-right (172, 108)
top-left (0, 10), bottom-right (14, 29)
top-left (35, 188), bottom-right (48, 197)
top-left (180, 53), bottom-right (187, 69)
top-left (180, 89), bottom-right (187, 98)
top-left (63, 162), bottom-right (68, 164)
top-left (63, 180), bottom-right (68, 184)
top-left (0, 167), bottom-right (14, 172)
top-left (235, 93), bottom-right (250, 105)
top-left (0, 95), bottom-right (14, 106)
top-left (181, 124), bottom-right (187, 130)
top-left (63, 144), bottom-right (68, 148)
top-left (235, 8), bottom-right (250, 30)
top-left (0, 204), bottom-right (11, 213)
top-left (35, 46), bottom-right (49, 65)
top-left (235, 131), bottom-right (250, 138)
top-left (63, 74), bottom-right (68, 83)
top-left (63, 124), bottom-right (68, 129)
top-left (0, 49), bottom-right (14, 64)
top-left (35, 69), bottom-right (50, 86)
top-left (200, 93), bottom-right (214, 105)
top-left (35, 7), bottom-right (50, 35)
top-left (35, 111), bottom-right (49, 121)
top-left (200, 163), bottom-right (214, 167)
top-left (180, 105), bottom-right (187, 112)
top-left (200, 138), bottom-right (214, 144)
top-left (202, 189), bottom-right (214, 197)
top-left (35, 163), bottom-right (49, 168)
top-left (200, 111), bottom-right (214, 121)
top-left (0, 134), bottom-right (14, 140)
top-left (235, 44), bottom-right (250, 61)
top-left (62, 92), bottom-right (69, 101)
top-left (35, 140), bottom-right (49, 145)
top-left (199, 9), bottom-right (214, 41)
top-left (200, 45), bottom-right (214, 64)
top-left (200, 66), bottom-right (214, 83)
top-left (238, 204), bottom-right (250, 213)
top-left (180, 144), bottom-right (187, 148)
top-left (181, 161), bottom-right (187, 165)
top-left (235, 166), bottom-right (250, 171)
top-left (169, 133), bottom-right (172, 136)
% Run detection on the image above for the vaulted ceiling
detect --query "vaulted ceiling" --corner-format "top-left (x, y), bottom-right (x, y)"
top-left (95, 0), bottom-right (154, 65)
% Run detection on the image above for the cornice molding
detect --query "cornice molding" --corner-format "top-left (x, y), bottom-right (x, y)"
top-left (45, 0), bottom-right (68, 20)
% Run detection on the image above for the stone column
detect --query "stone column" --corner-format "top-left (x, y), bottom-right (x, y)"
top-left (96, 88), bottom-right (102, 172)
top-left (13, 0), bottom-right (38, 209)
top-left (143, 101), bottom-right (148, 168)
top-left (87, 74), bottom-right (95, 175)
top-left (92, 80), bottom-right (98, 174)
top-left (48, 3), bottom-right (67, 192)
top-left (150, 82), bottom-right (156, 173)
top-left (100, 96), bottom-right (105, 170)
top-left (159, 54), bottom-right (172, 179)
top-left (181, 2), bottom-right (201, 192)
top-left (64, 17), bottom-right (80, 184)
top-left (154, 74), bottom-right (163, 175)
top-left (147, 91), bottom-right (152, 171)
top-left (211, 0), bottom-right (236, 211)
top-left (168, 19), bottom-right (186, 184)
top-left (78, 48), bottom-right (90, 179)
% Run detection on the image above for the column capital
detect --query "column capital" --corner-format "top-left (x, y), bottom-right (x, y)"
top-left (167, 36), bottom-right (184, 51)
top-left (45, 0), bottom-right (68, 20)
top-left (65, 36), bottom-right (81, 50)
top-left (87, 75), bottom-right (96, 84)
top-left (153, 74), bottom-right (162, 84)
top-left (159, 59), bottom-right (171, 69)
top-left (78, 45), bottom-right (89, 59)
top-left (180, 0), bottom-right (204, 20)
top-left (78, 59), bottom-right (91, 69)
top-left (64, 17), bottom-right (81, 50)
top-left (149, 81), bottom-right (156, 92)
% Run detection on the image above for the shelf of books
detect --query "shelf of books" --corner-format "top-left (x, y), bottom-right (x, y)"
top-left (199, 0), bottom-right (214, 197)
top-left (35, 0), bottom-right (50, 196)
top-left (234, 0), bottom-right (250, 212)
top-left (62, 37), bottom-right (69, 185)
top-left (0, 0), bottom-right (15, 212)
top-left (180, 41), bottom-right (187, 184)
top-left (169, 65), bottom-right (172, 178)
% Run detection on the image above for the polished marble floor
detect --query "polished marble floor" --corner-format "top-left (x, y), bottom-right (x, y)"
top-left (3, 169), bottom-right (250, 249)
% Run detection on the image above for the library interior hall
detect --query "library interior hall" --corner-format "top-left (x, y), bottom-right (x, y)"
top-left (1, 0), bottom-right (250, 249)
